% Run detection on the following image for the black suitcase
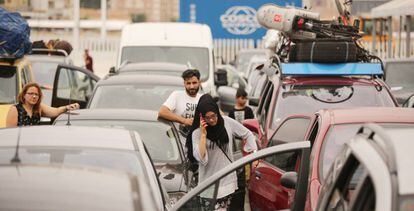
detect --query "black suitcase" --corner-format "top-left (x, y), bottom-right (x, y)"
top-left (289, 40), bottom-right (357, 63)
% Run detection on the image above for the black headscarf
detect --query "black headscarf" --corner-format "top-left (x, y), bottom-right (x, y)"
top-left (186, 94), bottom-right (229, 162)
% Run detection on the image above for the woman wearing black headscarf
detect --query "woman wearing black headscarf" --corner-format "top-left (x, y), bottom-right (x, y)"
top-left (187, 94), bottom-right (257, 210)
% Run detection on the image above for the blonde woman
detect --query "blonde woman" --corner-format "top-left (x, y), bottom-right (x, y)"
top-left (6, 82), bottom-right (79, 127)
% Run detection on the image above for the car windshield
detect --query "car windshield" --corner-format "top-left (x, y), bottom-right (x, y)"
top-left (89, 84), bottom-right (182, 109)
top-left (0, 66), bottom-right (17, 104)
top-left (400, 194), bottom-right (414, 211)
top-left (272, 84), bottom-right (395, 128)
top-left (320, 123), bottom-right (414, 180)
top-left (54, 120), bottom-right (181, 163)
top-left (121, 46), bottom-right (209, 81)
top-left (30, 61), bottom-right (59, 86)
top-left (386, 62), bottom-right (414, 89)
top-left (0, 147), bottom-right (143, 175)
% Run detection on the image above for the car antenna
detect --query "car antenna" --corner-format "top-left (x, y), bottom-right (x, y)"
top-left (10, 127), bottom-right (22, 164)
top-left (66, 75), bottom-right (73, 126)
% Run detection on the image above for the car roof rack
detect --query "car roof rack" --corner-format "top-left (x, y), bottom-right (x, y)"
top-left (30, 48), bottom-right (68, 57)
top-left (279, 62), bottom-right (384, 78)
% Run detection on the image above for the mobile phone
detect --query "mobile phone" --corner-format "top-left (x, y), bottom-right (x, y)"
top-left (199, 113), bottom-right (204, 121)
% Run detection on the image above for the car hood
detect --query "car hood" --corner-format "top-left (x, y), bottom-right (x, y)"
top-left (155, 162), bottom-right (187, 193)
top-left (0, 104), bottom-right (12, 128)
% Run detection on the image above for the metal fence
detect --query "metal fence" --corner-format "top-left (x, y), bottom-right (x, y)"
top-left (361, 40), bottom-right (414, 59)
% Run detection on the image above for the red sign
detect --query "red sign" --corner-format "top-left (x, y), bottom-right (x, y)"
top-left (273, 14), bottom-right (282, 22)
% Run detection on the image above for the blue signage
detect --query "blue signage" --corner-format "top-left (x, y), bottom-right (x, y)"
top-left (180, 0), bottom-right (302, 39)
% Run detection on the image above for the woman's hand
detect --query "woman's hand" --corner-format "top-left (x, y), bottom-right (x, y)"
top-left (65, 103), bottom-right (80, 111)
top-left (200, 115), bottom-right (208, 136)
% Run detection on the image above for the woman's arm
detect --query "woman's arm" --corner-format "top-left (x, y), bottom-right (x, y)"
top-left (198, 117), bottom-right (208, 159)
top-left (40, 103), bottom-right (79, 118)
top-left (6, 106), bottom-right (18, 127)
top-left (228, 117), bottom-right (258, 152)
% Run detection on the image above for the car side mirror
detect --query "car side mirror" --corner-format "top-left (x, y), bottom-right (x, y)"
top-left (109, 66), bottom-right (116, 74)
top-left (243, 119), bottom-right (260, 134)
top-left (214, 68), bottom-right (228, 87)
top-left (249, 97), bottom-right (259, 106)
top-left (402, 94), bottom-right (414, 108)
top-left (280, 171), bottom-right (297, 189)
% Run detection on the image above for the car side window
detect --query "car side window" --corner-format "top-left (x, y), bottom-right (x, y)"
top-left (20, 67), bottom-right (28, 86)
top-left (270, 118), bottom-right (311, 145)
top-left (351, 177), bottom-right (375, 211)
top-left (72, 70), bottom-right (93, 101)
top-left (325, 155), bottom-right (367, 211)
top-left (264, 118), bottom-right (310, 171)
top-left (257, 81), bottom-right (271, 115)
top-left (23, 65), bottom-right (32, 83)
top-left (56, 68), bottom-right (72, 99)
top-left (307, 118), bottom-right (320, 146)
top-left (259, 84), bottom-right (274, 127)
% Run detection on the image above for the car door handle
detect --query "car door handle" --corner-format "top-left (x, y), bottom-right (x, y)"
top-left (255, 170), bottom-right (262, 180)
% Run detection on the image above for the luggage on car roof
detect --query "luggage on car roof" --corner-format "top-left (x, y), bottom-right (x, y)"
top-left (289, 39), bottom-right (357, 63)
top-left (0, 8), bottom-right (31, 58)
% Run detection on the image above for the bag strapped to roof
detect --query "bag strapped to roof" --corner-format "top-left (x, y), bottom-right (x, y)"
top-left (30, 48), bottom-right (68, 57)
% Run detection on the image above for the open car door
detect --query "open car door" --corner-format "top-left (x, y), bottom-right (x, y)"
top-left (52, 64), bottom-right (99, 109)
top-left (169, 141), bottom-right (311, 211)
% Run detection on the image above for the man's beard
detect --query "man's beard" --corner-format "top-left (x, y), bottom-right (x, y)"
top-left (186, 86), bottom-right (199, 96)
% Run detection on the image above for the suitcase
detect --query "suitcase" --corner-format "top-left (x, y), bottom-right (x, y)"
top-left (54, 40), bottom-right (73, 55)
top-left (289, 39), bottom-right (357, 63)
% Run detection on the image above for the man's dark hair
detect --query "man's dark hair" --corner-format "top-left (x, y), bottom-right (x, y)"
top-left (236, 88), bottom-right (248, 98)
top-left (182, 69), bottom-right (201, 80)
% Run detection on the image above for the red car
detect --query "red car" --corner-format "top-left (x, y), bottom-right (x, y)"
top-left (246, 107), bottom-right (414, 211)
top-left (244, 63), bottom-right (397, 211)
top-left (304, 107), bottom-right (414, 211)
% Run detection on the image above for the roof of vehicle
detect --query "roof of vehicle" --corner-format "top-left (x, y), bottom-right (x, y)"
top-left (98, 74), bottom-right (183, 86)
top-left (118, 62), bottom-right (186, 76)
top-left (0, 126), bottom-right (138, 150)
top-left (26, 54), bottom-right (68, 63)
top-left (317, 107), bottom-right (414, 125)
top-left (120, 22), bottom-right (212, 48)
top-left (0, 164), bottom-right (141, 211)
top-left (382, 126), bottom-right (414, 195)
top-left (277, 76), bottom-right (385, 86)
top-left (54, 109), bottom-right (162, 123)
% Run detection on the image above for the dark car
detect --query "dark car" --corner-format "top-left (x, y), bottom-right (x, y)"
top-left (244, 62), bottom-right (398, 211)
top-left (112, 62), bottom-right (187, 77)
top-left (0, 164), bottom-right (157, 211)
top-left (54, 109), bottom-right (190, 195)
top-left (317, 123), bottom-right (414, 211)
top-left (87, 74), bottom-right (183, 110)
top-left (0, 126), bottom-right (168, 209)
top-left (247, 107), bottom-right (414, 211)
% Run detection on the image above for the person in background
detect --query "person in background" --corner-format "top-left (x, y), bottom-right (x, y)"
top-left (6, 83), bottom-right (79, 127)
top-left (188, 94), bottom-right (257, 210)
top-left (84, 49), bottom-right (94, 73)
top-left (229, 88), bottom-right (254, 123)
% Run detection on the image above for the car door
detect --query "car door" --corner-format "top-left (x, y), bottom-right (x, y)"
top-left (169, 141), bottom-right (311, 211)
top-left (249, 116), bottom-right (312, 211)
top-left (52, 64), bottom-right (99, 109)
